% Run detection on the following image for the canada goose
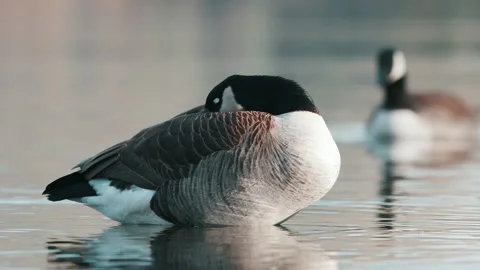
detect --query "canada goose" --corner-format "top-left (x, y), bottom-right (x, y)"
top-left (366, 48), bottom-right (478, 166)
top-left (43, 75), bottom-right (341, 226)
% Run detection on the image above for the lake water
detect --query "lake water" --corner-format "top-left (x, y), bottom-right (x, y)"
top-left (0, 1), bottom-right (479, 269)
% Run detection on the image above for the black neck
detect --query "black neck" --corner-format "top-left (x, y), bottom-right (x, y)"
top-left (382, 76), bottom-right (413, 110)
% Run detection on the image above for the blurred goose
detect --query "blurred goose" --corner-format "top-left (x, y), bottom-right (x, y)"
top-left (43, 75), bottom-right (341, 226)
top-left (366, 48), bottom-right (478, 166)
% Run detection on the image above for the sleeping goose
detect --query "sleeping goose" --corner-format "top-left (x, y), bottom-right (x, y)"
top-left (366, 48), bottom-right (478, 167)
top-left (43, 75), bottom-right (341, 226)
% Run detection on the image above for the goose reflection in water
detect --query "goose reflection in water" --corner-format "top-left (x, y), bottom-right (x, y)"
top-left (376, 163), bottom-right (400, 233)
top-left (46, 225), bottom-right (338, 270)
top-left (375, 139), bottom-right (476, 233)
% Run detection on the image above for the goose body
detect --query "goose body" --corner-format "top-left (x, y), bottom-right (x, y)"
top-left (366, 48), bottom-right (477, 166)
top-left (43, 75), bottom-right (341, 226)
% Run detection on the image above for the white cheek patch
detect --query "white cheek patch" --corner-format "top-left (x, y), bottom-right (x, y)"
top-left (388, 50), bottom-right (407, 82)
top-left (220, 86), bottom-right (244, 112)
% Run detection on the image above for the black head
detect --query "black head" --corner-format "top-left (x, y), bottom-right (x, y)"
top-left (204, 75), bottom-right (319, 115)
top-left (376, 47), bottom-right (407, 87)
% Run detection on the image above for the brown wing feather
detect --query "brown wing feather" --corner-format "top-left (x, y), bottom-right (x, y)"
top-left (76, 105), bottom-right (206, 172)
top-left (78, 111), bottom-right (273, 190)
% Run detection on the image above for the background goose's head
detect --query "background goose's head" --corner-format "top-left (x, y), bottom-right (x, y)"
top-left (205, 75), bottom-right (319, 115)
top-left (376, 48), bottom-right (407, 87)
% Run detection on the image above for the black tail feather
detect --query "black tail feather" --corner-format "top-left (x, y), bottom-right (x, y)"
top-left (43, 171), bottom-right (97, 201)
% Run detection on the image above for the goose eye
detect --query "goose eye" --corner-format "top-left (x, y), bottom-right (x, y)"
top-left (213, 98), bottom-right (220, 104)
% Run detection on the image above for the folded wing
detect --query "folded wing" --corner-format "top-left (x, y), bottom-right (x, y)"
top-left (76, 111), bottom-right (273, 190)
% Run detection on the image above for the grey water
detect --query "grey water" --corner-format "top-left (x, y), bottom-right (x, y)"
top-left (0, 1), bottom-right (479, 269)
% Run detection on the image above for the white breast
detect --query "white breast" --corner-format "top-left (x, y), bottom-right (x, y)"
top-left (368, 109), bottom-right (431, 140)
top-left (366, 109), bottom-right (432, 164)
top-left (275, 111), bottom-right (341, 193)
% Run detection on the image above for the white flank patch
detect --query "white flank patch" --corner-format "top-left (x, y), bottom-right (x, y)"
top-left (82, 180), bottom-right (171, 225)
top-left (366, 109), bottom-right (432, 164)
